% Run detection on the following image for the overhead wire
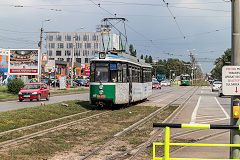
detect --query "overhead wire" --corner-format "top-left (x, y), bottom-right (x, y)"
top-left (161, 0), bottom-right (186, 39)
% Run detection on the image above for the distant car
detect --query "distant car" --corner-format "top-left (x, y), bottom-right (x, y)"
top-left (152, 82), bottom-right (161, 89)
top-left (161, 80), bottom-right (169, 86)
top-left (51, 79), bottom-right (60, 87)
top-left (218, 86), bottom-right (224, 97)
top-left (212, 81), bottom-right (222, 92)
top-left (18, 83), bottom-right (50, 102)
top-left (28, 78), bottom-right (38, 83)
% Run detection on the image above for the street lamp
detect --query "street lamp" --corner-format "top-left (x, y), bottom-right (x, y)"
top-left (170, 70), bottom-right (176, 81)
top-left (39, 19), bottom-right (51, 82)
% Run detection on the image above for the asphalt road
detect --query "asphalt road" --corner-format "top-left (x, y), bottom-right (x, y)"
top-left (0, 93), bottom-right (89, 112)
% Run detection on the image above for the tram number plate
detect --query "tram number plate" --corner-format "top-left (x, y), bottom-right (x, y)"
top-left (97, 95), bottom-right (106, 98)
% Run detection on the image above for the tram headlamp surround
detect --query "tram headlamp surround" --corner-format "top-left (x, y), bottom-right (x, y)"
top-left (99, 85), bottom-right (103, 90)
top-left (99, 90), bottom-right (104, 95)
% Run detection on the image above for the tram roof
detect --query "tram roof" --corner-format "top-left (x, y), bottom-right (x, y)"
top-left (91, 52), bottom-right (152, 68)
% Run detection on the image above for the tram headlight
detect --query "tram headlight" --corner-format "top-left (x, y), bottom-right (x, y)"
top-left (99, 85), bottom-right (103, 90)
top-left (99, 90), bottom-right (104, 95)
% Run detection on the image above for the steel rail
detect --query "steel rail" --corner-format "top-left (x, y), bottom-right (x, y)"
top-left (104, 86), bottom-right (199, 160)
top-left (81, 86), bottom-right (195, 160)
top-left (0, 111), bottom-right (111, 148)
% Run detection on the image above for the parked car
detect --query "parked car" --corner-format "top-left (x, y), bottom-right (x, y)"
top-left (152, 82), bottom-right (161, 89)
top-left (18, 83), bottom-right (50, 102)
top-left (74, 79), bottom-right (89, 86)
top-left (161, 80), bottom-right (170, 86)
top-left (212, 81), bottom-right (222, 92)
top-left (50, 79), bottom-right (60, 87)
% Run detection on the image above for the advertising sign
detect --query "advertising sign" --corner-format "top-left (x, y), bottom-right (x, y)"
top-left (85, 64), bottom-right (90, 76)
top-left (222, 66), bottom-right (240, 95)
top-left (45, 60), bottom-right (55, 72)
top-left (8, 49), bottom-right (39, 75)
top-left (42, 54), bottom-right (48, 64)
top-left (0, 49), bottom-right (9, 80)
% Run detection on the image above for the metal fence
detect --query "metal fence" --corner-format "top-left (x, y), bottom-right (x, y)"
top-left (153, 123), bottom-right (240, 160)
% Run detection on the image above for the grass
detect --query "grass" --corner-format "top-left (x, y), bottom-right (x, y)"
top-left (0, 86), bottom-right (18, 101)
top-left (0, 104), bottom-right (179, 160)
top-left (51, 87), bottom-right (89, 95)
top-left (0, 100), bottom-right (94, 132)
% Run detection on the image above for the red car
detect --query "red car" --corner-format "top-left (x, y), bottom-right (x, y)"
top-left (152, 82), bottom-right (161, 89)
top-left (18, 83), bottom-right (50, 102)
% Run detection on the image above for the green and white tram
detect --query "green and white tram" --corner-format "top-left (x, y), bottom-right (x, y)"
top-left (180, 74), bottom-right (191, 86)
top-left (90, 51), bottom-right (152, 107)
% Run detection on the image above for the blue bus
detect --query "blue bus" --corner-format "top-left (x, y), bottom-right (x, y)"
top-left (157, 74), bottom-right (166, 82)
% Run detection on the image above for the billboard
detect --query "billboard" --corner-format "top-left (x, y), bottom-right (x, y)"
top-left (8, 49), bottom-right (39, 75)
top-left (0, 49), bottom-right (9, 80)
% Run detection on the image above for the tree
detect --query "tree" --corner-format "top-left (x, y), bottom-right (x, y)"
top-left (211, 48), bottom-right (231, 80)
top-left (129, 44), bottom-right (137, 57)
top-left (145, 55), bottom-right (149, 63)
top-left (149, 56), bottom-right (153, 64)
top-left (140, 54), bottom-right (143, 59)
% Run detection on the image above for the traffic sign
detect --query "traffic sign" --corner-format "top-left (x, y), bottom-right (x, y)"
top-left (222, 66), bottom-right (240, 95)
top-left (48, 71), bottom-right (51, 75)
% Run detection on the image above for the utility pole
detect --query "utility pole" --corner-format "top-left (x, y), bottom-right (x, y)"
top-left (71, 36), bottom-right (76, 86)
top-left (38, 27), bottom-right (43, 82)
top-left (231, 0), bottom-right (240, 158)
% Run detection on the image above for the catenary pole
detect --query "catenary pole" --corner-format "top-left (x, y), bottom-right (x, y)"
top-left (71, 36), bottom-right (76, 86)
top-left (231, 0), bottom-right (240, 158)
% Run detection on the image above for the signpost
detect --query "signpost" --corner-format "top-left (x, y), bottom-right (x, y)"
top-left (222, 66), bottom-right (240, 95)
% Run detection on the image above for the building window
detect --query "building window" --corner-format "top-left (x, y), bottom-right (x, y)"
top-left (49, 43), bottom-right (55, 49)
top-left (76, 58), bottom-right (81, 63)
top-left (65, 50), bottom-right (71, 56)
top-left (75, 50), bottom-right (80, 56)
top-left (75, 35), bottom-right (80, 41)
top-left (92, 51), bottom-right (96, 55)
top-left (49, 58), bottom-right (54, 60)
top-left (56, 35), bottom-right (62, 41)
top-left (83, 35), bottom-right (89, 41)
top-left (57, 43), bottom-right (64, 48)
top-left (94, 43), bottom-right (98, 49)
top-left (84, 43), bottom-right (91, 48)
top-left (85, 58), bottom-right (89, 63)
top-left (76, 43), bottom-right (82, 48)
top-left (56, 51), bottom-right (61, 56)
top-left (65, 35), bottom-right (71, 41)
top-left (48, 50), bottom-right (53, 56)
top-left (48, 36), bottom-right (53, 41)
top-left (67, 43), bottom-right (73, 48)
top-left (92, 35), bottom-right (97, 41)
top-left (83, 50), bottom-right (89, 56)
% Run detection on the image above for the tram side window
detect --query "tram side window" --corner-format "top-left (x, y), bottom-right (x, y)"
top-left (132, 67), bottom-right (136, 82)
top-left (90, 63), bottom-right (95, 82)
top-left (122, 64), bottom-right (127, 82)
top-left (128, 66), bottom-right (132, 82)
top-left (110, 63), bottom-right (118, 82)
top-left (95, 63), bottom-right (109, 82)
top-left (118, 63), bottom-right (123, 82)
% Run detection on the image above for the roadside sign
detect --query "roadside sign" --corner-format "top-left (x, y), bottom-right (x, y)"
top-left (48, 71), bottom-right (51, 75)
top-left (222, 66), bottom-right (240, 95)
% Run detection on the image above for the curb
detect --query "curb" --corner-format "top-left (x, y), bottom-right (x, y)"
top-left (0, 90), bottom-right (89, 102)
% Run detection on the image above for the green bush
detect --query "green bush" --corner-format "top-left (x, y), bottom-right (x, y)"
top-left (7, 79), bottom-right (25, 94)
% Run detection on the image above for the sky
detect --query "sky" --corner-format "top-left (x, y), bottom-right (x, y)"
top-left (0, 0), bottom-right (232, 73)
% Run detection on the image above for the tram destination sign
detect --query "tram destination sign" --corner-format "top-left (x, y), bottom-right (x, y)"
top-left (222, 66), bottom-right (240, 95)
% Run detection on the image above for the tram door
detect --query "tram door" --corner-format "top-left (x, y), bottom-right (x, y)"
top-left (128, 65), bottom-right (132, 103)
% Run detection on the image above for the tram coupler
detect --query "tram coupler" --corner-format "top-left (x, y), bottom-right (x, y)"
top-left (233, 99), bottom-right (240, 119)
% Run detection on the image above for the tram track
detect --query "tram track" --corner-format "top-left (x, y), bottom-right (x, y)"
top-left (80, 86), bottom-right (196, 160)
top-left (0, 111), bottom-right (111, 149)
top-left (103, 86), bottom-right (199, 160)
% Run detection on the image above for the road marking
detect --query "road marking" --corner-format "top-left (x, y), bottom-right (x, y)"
top-left (215, 97), bottom-right (230, 119)
top-left (190, 96), bottom-right (201, 124)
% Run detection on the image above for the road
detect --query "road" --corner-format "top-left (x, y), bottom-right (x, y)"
top-left (0, 93), bottom-right (89, 112)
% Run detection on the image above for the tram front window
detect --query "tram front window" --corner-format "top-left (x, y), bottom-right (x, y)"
top-left (95, 63), bottom-right (109, 82)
